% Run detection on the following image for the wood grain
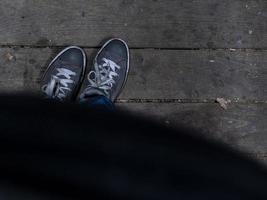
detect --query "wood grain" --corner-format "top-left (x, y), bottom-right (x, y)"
top-left (118, 102), bottom-right (267, 163)
top-left (0, 47), bottom-right (265, 101)
top-left (0, 0), bottom-right (267, 48)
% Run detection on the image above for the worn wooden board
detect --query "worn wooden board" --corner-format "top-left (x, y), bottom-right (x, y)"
top-left (0, 47), bottom-right (265, 101)
top-left (122, 49), bottom-right (267, 101)
top-left (0, 0), bottom-right (267, 48)
top-left (2, 46), bottom-right (266, 162)
top-left (117, 102), bottom-right (267, 164)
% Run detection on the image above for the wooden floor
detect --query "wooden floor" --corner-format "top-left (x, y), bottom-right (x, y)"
top-left (0, 0), bottom-right (267, 165)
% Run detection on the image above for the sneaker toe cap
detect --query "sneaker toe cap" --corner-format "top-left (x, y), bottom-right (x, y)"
top-left (60, 48), bottom-right (85, 67)
top-left (104, 39), bottom-right (129, 61)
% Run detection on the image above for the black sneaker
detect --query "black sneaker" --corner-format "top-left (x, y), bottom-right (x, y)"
top-left (79, 38), bottom-right (130, 102)
top-left (41, 46), bottom-right (86, 101)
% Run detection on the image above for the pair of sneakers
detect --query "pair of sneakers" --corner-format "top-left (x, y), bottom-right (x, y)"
top-left (41, 38), bottom-right (130, 103)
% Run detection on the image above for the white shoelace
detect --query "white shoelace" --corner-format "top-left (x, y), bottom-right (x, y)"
top-left (87, 58), bottom-right (121, 96)
top-left (42, 68), bottom-right (76, 100)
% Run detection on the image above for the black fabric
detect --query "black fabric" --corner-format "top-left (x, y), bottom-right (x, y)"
top-left (0, 94), bottom-right (266, 199)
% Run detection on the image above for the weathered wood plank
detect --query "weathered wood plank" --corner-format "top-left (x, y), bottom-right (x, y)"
top-left (122, 49), bottom-right (267, 101)
top-left (0, 47), bottom-right (266, 101)
top-left (0, 0), bottom-right (267, 48)
top-left (117, 103), bottom-right (267, 159)
top-left (0, 46), bottom-right (266, 166)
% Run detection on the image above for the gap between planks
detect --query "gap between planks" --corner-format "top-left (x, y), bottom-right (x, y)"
top-left (1, 44), bottom-right (267, 52)
top-left (115, 99), bottom-right (267, 104)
